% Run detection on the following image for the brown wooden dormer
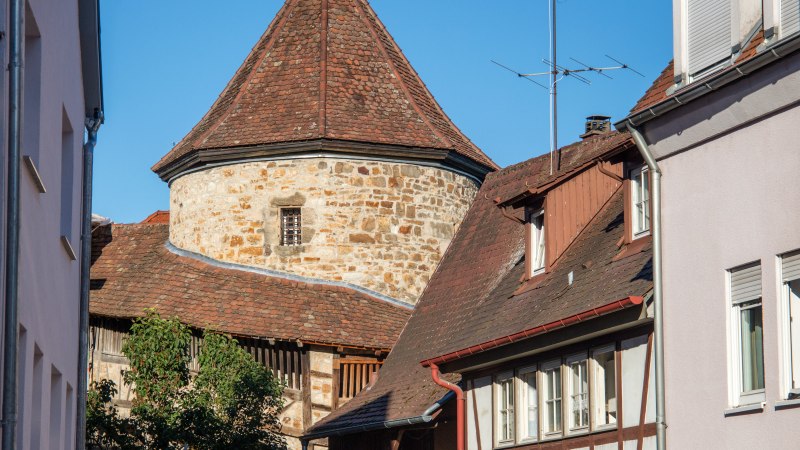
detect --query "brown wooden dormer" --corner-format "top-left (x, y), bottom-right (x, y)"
top-left (498, 139), bottom-right (645, 285)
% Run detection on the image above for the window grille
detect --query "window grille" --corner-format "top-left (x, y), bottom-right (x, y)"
top-left (338, 357), bottom-right (383, 400)
top-left (280, 208), bottom-right (302, 246)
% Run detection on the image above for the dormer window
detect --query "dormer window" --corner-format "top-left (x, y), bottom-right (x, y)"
top-left (527, 207), bottom-right (546, 276)
top-left (631, 166), bottom-right (650, 238)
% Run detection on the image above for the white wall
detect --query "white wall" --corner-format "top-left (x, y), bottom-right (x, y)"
top-left (660, 100), bottom-right (800, 448)
top-left (0, 0), bottom-right (89, 448)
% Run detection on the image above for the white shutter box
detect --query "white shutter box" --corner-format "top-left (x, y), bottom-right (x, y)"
top-left (783, 0), bottom-right (800, 38)
top-left (783, 251), bottom-right (800, 282)
top-left (687, 0), bottom-right (732, 76)
top-left (731, 263), bottom-right (761, 304)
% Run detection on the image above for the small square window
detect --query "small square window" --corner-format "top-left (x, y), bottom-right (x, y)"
top-left (631, 166), bottom-right (650, 238)
top-left (280, 208), bottom-right (302, 246)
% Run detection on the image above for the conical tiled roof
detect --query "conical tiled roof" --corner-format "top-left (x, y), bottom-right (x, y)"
top-left (153, 0), bottom-right (497, 178)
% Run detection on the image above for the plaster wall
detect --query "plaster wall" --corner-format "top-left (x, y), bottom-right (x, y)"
top-left (169, 158), bottom-right (479, 304)
top-left (659, 101), bottom-right (800, 448)
top-left (0, 0), bottom-right (89, 448)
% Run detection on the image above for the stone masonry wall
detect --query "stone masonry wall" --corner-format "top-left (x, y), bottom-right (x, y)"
top-left (169, 158), bottom-right (479, 304)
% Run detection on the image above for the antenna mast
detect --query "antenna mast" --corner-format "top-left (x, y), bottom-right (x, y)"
top-left (548, 0), bottom-right (557, 175)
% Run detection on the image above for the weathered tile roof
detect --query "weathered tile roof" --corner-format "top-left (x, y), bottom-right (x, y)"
top-left (90, 223), bottom-right (410, 350)
top-left (140, 210), bottom-right (169, 224)
top-left (306, 132), bottom-right (653, 436)
top-left (153, 0), bottom-right (496, 174)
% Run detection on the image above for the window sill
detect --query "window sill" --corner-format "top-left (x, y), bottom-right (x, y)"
top-left (775, 398), bottom-right (800, 410)
top-left (724, 403), bottom-right (764, 416)
top-left (61, 235), bottom-right (77, 261)
top-left (23, 155), bottom-right (46, 193)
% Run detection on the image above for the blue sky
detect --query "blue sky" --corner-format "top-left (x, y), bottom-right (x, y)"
top-left (95, 0), bottom-right (672, 223)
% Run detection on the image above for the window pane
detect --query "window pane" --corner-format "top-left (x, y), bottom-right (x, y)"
top-left (570, 360), bottom-right (589, 429)
top-left (593, 350), bottom-right (617, 427)
top-left (523, 372), bottom-right (538, 440)
top-left (789, 280), bottom-right (800, 390)
top-left (740, 303), bottom-right (765, 392)
top-left (543, 367), bottom-right (561, 434)
top-left (497, 377), bottom-right (514, 442)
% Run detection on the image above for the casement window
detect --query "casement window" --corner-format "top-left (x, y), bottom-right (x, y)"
top-left (686, 0), bottom-right (732, 79)
top-left (527, 207), bottom-right (546, 276)
top-left (567, 354), bottom-right (589, 432)
top-left (280, 208), bottom-right (302, 246)
top-left (781, 0), bottom-right (800, 38)
top-left (541, 360), bottom-right (562, 436)
top-left (517, 366), bottom-right (538, 442)
top-left (729, 263), bottom-right (765, 406)
top-left (495, 371), bottom-right (515, 446)
top-left (631, 166), bottom-right (650, 238)
top-left (591, 345), bottom-right (617, 428)
top-left (781, 250), bottom-right (800, 398)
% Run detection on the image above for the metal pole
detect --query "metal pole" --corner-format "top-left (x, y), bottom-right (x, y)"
top-left (628, 122), bottom-right (666, 450)
top-left (76, 112), bottom-right (101, 450)
top-left (548, 0), bottom-right (558, 175)
top-left (2, 0), bottom-right (24, 446)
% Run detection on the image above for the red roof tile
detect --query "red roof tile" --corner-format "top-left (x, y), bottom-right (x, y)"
top-left (141, 210), bottom-right (169, 224)
top-left (630, 60), bottom-right (674, 114)
top-left (90, 223), bottom-right (410, 350)
top-left (153, 0), bottom-right (496, 174)
top-left (306, 132), bottom-right (653, 436)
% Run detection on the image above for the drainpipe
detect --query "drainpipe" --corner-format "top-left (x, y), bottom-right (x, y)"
top-left (2, 0), bottom-right (23, 447)
top-left (76, 110), bottom-right (102, 450)
top-left (627, 121), bottom-right (666, 450)
top-left (428, 363), bottom-right (464, 450)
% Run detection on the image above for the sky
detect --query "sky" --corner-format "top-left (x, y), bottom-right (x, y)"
top-left (95, 0), bottom-right (672, 224)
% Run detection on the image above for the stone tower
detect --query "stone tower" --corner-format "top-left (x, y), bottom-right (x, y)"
top-left (152, 0), bottom-right (497, 305)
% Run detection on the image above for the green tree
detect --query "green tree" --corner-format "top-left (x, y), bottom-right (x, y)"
top-left (88, 310), bottom-right (287, 450)
top-left (86, 379), bottom-right (140, 449)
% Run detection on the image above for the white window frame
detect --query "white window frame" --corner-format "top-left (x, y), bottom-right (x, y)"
top-left (494, 371), bottom-right (515, 447)
top-left (566, 353), bottom-right (589, 434)
top-left (630, 166), bottom-right (650, 239)
top-left (780, 251), bottom-right (800, 399)
top-left (727, 264), bottom-right (766, 407)
top-left (540, 359), bottom-right (562, 439)
top-left (528, 208), bottom-right (546, 276)
top-left (590, 344), bottom-right (618, 431)
top-left (516, 365), bottom-right (538, 443)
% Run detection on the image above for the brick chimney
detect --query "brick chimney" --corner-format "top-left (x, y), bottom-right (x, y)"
top-left (580, 115), bottom-right (612, 139)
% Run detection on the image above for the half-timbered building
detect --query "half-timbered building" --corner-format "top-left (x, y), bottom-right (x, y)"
top-left (305, 124), bottom-right (658, 450)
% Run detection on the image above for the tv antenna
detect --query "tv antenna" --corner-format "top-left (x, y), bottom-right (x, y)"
top-left (492, 0), bottom-right (644, 175)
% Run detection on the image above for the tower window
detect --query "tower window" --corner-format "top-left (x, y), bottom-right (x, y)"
top-left (280, 208), bottom-right (302, 246)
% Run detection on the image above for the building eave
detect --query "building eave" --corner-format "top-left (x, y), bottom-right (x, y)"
top-left (617, 32), bottom-right (800, 132)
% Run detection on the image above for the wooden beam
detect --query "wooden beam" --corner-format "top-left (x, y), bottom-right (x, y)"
top-left (302, 349), bottom-right (313, 430)
top-left (637, 333), bottom-right (654, 450)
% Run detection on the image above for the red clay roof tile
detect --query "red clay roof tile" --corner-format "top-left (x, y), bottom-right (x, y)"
top-left (153, 0), bottom-right (496, 174)
top-left (90, 223), bottom-right (410, 349)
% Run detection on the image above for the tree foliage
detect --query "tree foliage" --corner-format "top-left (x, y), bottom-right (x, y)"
top-left (87, 310), bottom-right (287, 450)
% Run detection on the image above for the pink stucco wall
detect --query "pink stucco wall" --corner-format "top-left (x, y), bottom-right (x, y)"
top-left (660, 99), bottom-right (800, 448)
top-left (0, 0), bottom-right (90, 448)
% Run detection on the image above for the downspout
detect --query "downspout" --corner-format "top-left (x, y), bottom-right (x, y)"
top-left (626, 121), bottom-right (666, 450)
top-left (428, 363), bottom-right (464, 450)
top-left (76, 110), bottom-right (103, 450)
top-left (1, 0), bottom-right (23, 447)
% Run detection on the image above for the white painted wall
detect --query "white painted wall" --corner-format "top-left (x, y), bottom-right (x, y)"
top-left (0, 0), bottom-right (91, 448)
top-left (658, 95), bottom-right (800, 448)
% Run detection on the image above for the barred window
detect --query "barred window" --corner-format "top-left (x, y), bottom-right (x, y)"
top-left (280, 208), bottom-right (301, 246)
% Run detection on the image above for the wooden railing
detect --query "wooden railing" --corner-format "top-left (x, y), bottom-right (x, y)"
top-left (337, 357), bottom-right (383, 401)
